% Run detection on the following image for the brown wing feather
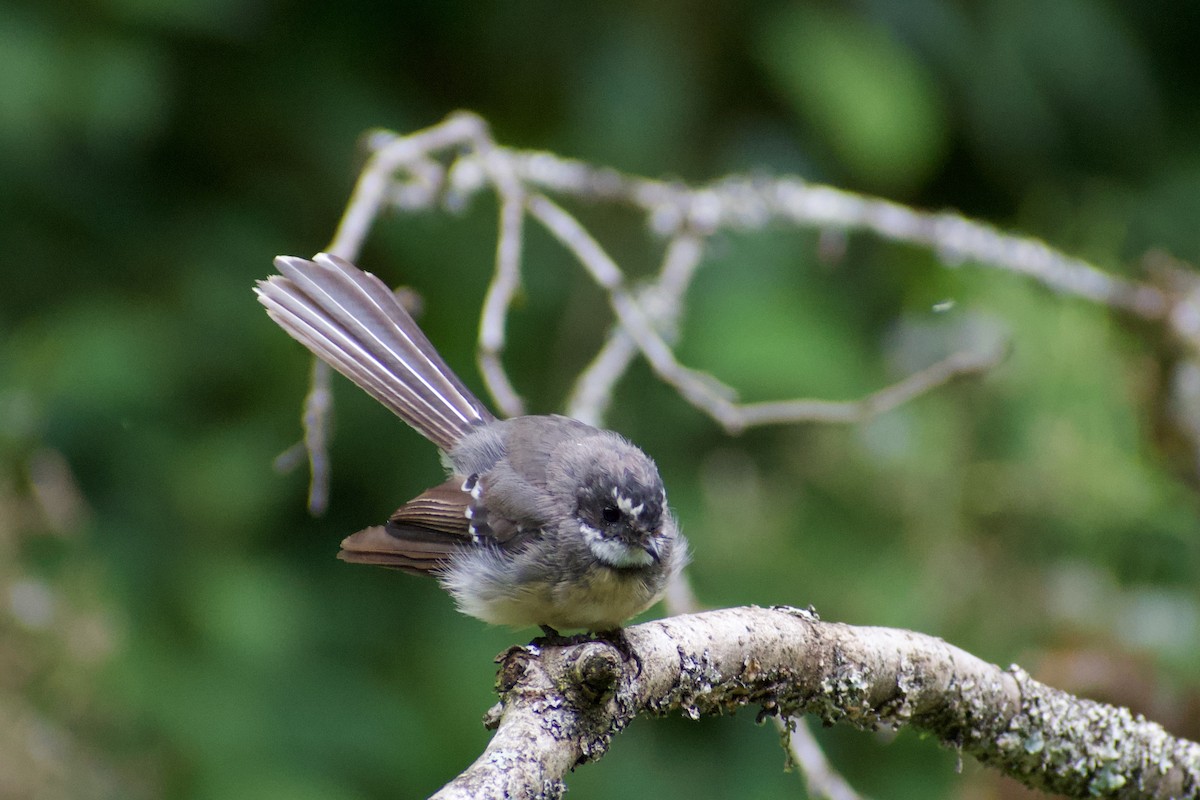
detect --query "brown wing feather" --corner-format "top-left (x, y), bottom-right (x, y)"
top-left (387, 477), bottom-right (473, 535)
top-left (338, 477), bottom-right (473, 576)
top-left (337, 475), bottom-right (540, 575)
top-left (336, 525), bottom-right (457, 575)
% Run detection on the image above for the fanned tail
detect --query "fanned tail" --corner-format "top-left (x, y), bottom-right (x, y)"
top-left (256, 253), bottom-right (495, 451)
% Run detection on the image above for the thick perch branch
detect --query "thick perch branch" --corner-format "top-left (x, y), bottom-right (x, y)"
top-left (432, 606), bottom-right (1198, 800)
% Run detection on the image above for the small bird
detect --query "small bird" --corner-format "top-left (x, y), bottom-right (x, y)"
top-left (256, 253), bottom-right (687, 632)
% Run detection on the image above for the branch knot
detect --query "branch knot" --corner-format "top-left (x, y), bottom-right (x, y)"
top-left (563, 641), bottom-right (622, 705)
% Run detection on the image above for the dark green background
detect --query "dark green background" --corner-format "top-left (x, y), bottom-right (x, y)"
top-left (4, 1), bottom-right (1199, 798)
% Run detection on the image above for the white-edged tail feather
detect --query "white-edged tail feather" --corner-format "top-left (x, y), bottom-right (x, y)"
top-left (256, 253), bottom-right (494, 451)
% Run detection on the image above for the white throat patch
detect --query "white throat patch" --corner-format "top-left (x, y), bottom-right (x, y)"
top-left (580, 523), bottom-right (654, 568)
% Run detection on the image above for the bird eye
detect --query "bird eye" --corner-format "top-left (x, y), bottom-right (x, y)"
top-left (601, 505), bottom-right (621, 524)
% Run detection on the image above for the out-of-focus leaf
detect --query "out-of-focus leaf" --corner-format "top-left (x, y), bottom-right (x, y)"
top-left (756, 5), bottom-right (949, 191)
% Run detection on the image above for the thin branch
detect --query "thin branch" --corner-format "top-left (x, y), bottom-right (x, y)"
top-left (275, 113), bottom-right (494, 510)
top-left (474, 135), bottom-right (528, 419)
top-left (272, 358), bottom-right (334, 515)
top-left (280, 111), bottom-right (1179, 499)
top-left (526, 193), bottom-right (744, 420)
top-left (567, 233), bottom-right (705, 425)
top-left (531, 191), bottom-right (1005, 433)
top-left (781, 717), bottom-right (873, 800)
top-left (298, 359), bottom-right (334, 514)
top-left (503, 151), bottom-right (1171, 322)
top-left (432, 607), bottom-right (1199, 800)
top-left (327, 113), bottom-right (488, 260)
top-left (344, 112), bottom-right (1177, 422)
top-left (734, 343), bottom-right (1009, 428)
top-left (564, 328), bottom-right (639, 428)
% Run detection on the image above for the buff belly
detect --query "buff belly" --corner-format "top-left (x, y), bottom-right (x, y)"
top-left (441, 551), bottom-right (662, 630)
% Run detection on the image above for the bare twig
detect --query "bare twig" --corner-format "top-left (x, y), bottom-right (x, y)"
top-left (328, 113), bottom-right (489, 259)
top-left (278, 113), bottom-right (495, 509)
top-left (527, 194), bottom-right (741, 420)
top-left (432, 607), bottom-right (1199, 800)
top-left (299, 359), bottom-right (334, 514)
top-left (502, 151), bottom-right (1171, 322)
top-left (734, 343), bottom-right (1008, 428)
top-left (273, 358), bottom-right (334, 515)
top-left (531, 191), bottom-right (1005, 433)
top-left (567, 233), bottom-right (705, 425)
top-left (782, 718), bottom-right (873, 800)
top-left (474, 132), bottom-right (528, 419)
top-left (279, 110), bottom-right (1174, 498)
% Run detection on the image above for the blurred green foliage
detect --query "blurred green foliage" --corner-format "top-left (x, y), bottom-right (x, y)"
top-left (3, 1), bottom-right (1200, 798)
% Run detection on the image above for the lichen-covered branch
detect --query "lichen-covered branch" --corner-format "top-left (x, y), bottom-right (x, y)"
top-left (431, 606), bottom-right (1199, 800)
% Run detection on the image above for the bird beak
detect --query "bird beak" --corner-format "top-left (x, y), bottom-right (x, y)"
top-left (637, 532), bottom-right (662, 563)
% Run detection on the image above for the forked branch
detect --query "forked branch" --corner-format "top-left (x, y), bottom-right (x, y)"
top-left (278, 110), bottom-right (1079, 507)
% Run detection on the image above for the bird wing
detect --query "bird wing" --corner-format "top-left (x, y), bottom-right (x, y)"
top-left (337, 475), bottom-right (533, 575)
